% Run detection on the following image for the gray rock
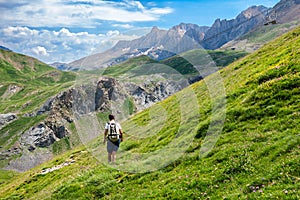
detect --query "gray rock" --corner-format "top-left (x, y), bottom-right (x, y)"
top-left (4, 76), bottom-right (185, 171)
top-left (5, 148), bottom-right (53, 172)
top-left (20, 123), bottom-right (59, 149)
top-left (124, 78), bottom-right (189, 111)
top-left (202, 6), bottom-right (267, 49)
top-left (0, 113), bottom-right (17, 129)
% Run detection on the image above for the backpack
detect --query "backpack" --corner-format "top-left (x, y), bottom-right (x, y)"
top-left (107, 122), bottom-right (120, 142)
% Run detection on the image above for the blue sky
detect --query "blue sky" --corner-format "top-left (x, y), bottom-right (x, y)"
top-left (0, 0), bottom-right (279, 63)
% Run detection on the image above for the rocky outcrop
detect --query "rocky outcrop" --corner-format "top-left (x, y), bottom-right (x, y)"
top-left (2, 76), bottom-right (188, 171)
top-left (124, 79), bottom-right (189, 110)
top-left (25, 76), bottom-right (175, 147)
top-left (202, 6), bottom-right (267, 49)
top-left (20, 123), bottom-right (58, 151)
top-left (272, 0), bottom-right (300, 24)
top-left (1, 85), bottom-right (22, 99)
top-left (95, 77), bottom-right (123, 111)
top-left (5, 149), bottom-right (53, 172)
top-left (0, 113), bottom-right (17, 129)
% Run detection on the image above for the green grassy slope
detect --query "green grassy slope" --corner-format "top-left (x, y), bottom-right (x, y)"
top-left (103, 50), bottom-right (248, 79)
top-left (0, 50), bottom-right (77, 166)
top-left (103, 55), bottom-right (157, 77)
top-left (0, 50), bottom-right (76, 114)
top-left (0, 25), bottom-right (300, 199)
top-left (162, 49), bottom-right (248, 72)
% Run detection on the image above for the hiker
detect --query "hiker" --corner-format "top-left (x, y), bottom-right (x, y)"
top-left (103, 114), bottom-right (123, 163)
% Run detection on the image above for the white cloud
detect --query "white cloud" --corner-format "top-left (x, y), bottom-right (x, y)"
top-left (112, 24), bottom-right (134, 29)
top-left (123, 0), bottom-right (145, 10)
top-left (147, 7), bottom-right (174, 15)
top-left (0, 0), bottom-right (174, 28)
top-left (32, 46), bottom-right (48, 56)
top-left (0, 1), bottom-right (170, 63)
top-left (106, 30), bottom-right (120, 37)
top-left (2, 26), bottom-right (39, 37)
top-left (0, 26), bottom-right (141, 63)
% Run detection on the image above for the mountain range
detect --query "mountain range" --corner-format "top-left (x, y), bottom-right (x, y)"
top-left (0, 0), bottom-right (300, 198)
top-left (67, 0), bottom-right (300, 70)
top-left (1, 16), bottom-right (299, 199)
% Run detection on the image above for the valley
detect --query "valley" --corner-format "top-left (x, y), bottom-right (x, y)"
top-left (0, 16), bottom-right (299, 200)
top-left (0, 0), bottom-right (299, 199)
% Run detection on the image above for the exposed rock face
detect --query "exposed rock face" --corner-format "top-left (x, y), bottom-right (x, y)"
top-left (69, 5), bottom-right (270, 70)
top-left (21, 123), bottom-right (58, 150)
top-left (1, 89), bottom-right (72, 153)
top-left (219, 0), bottom-right (300, 52)
top-left (0, 113), bottom-right (17, 129)
top-left (5, 149), bottom-right (53, 172)
top-left (69, 23), bottom-right (209, 69)
top-left (273, 0), bottom-right (300, 24)
top-left (95, 77), bottom-right (124, 111)
top-left (3, 76), bottom-right (182, 169)
top-left (202, 6), bottom-right (267, 49)
top-left (1, 85), bottom-right (23, 99)
top-left (170, 23), bottom-right (208, 44)
top-left (1, 73), bottom-right (197, 172)
top-left (124, 79), bottom-right (189, 110)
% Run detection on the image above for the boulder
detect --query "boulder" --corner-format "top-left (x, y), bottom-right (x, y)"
top-left (0, 113), bottom-right (17, 129)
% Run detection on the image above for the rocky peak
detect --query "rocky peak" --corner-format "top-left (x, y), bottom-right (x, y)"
top-left (151, 26), bottom-right (160, 33)
top-left (272, 0), bottom-right (300, 23)
top-left (170, 23), bottom-right (209, 40)
top-left (202, 5), bottom-right (266, 49)
top-left (240, 5), bottom-right (268, 19)
top-left (70, 1), bottom-right (300, 70)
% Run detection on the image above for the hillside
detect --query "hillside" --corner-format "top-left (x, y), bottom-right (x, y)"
top-left (0, 49), bottom-right (75, 114)
top-left (0, 22), bottom-right (299, 199)
top-left (0, 50), bottom-right (77, 171)
top-left (103, 49), bottom-right (248, 80)
top-left (0, 47), bottom-right (246, 172)
top-left (220, 21), bottom-right (299, 52)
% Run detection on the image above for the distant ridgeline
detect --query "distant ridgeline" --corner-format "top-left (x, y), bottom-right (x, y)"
top-left (0, 46), bottom-right (12, 52)
top-left (68, 0), bottom-right (300, 70)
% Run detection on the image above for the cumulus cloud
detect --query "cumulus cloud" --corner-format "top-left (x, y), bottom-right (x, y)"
top-left (2, 26), bottom-right (39, 37)
top-left (0, 0), bottom-right (174, 28)
top-left (106, 30), bottom-right (120, 37)
top-left (32, 46), bottom-right (48, 56)
top-left (0, 1), bottom-right (172, 63)
top-left (0, 26), bottom-right (141, 63)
